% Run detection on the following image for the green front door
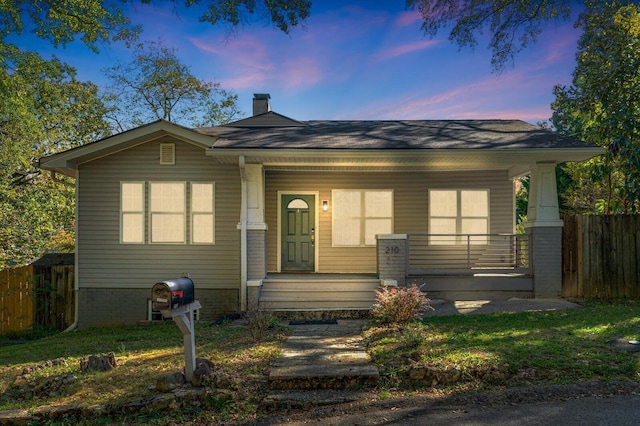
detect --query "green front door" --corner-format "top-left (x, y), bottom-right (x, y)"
top-left (281, 194), bottom-right (315, 272)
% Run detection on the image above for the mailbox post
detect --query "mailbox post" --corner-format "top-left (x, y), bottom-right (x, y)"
top-left (151, 277), bottom-right (201, 382)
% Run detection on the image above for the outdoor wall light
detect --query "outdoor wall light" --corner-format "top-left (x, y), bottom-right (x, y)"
top-left (322, 200), bottom-right (329, 212)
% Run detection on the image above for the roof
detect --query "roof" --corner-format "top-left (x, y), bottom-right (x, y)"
top-left (197, 120), bottom-right (596, 150)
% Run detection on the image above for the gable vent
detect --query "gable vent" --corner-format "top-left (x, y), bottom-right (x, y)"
top-left (160, 143), bottom-right (175, 165)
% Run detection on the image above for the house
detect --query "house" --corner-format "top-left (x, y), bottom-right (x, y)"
top-left (39, 93), bottom-right (603, 327)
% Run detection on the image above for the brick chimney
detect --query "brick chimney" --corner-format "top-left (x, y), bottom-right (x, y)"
top-left (253, 93), bottom-right (271, 116)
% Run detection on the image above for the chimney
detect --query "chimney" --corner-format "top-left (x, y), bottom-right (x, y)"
top-left (253, 93), bottom-right (271, 116)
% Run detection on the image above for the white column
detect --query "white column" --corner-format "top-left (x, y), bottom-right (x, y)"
top-left (524, 163), bottom-right (563, 229)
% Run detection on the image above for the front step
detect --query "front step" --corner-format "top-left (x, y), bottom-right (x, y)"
top-left (259, 278), bottom-right (381, 313)
top-left (268, 319), bottom-right (379, 390)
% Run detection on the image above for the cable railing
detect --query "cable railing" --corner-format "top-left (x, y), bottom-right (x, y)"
top-left (407, 233), bottom-right (531, 276)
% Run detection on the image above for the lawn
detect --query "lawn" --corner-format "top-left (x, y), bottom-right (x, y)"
top-left (0, 318), bottom-right (289, 424)
top-left (1, 300), bottom-right (639, 424)
top-left (365, 300), bottom-right (640, 392)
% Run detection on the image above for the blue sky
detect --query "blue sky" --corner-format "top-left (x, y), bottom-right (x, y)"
top-left (19, 1), bottom-right (583, 124)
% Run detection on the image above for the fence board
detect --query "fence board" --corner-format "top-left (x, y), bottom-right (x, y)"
top-left (562, 215), bottom-right (640, 298)
top-left (0, 266), bottom-right (34, 334)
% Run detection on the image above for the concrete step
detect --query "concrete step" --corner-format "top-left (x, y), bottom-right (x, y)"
top-left (262, 279), bottom-right (380, 291)
top-left (268, 319), bottom-right (379, 390)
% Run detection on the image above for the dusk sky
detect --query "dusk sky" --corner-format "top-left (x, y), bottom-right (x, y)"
top-left (20, 1), bottom-right (583, 125)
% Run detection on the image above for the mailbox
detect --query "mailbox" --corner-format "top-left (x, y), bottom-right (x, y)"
top-left (152, 277), bottom-right (195, 311)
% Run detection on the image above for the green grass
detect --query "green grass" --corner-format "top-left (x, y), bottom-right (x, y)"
top-left (2, 300), bottom-right (640, 424)
top-left (0, 321), bottom-right (290, 424)
top-left (365, 300), bottom-right (640, 392)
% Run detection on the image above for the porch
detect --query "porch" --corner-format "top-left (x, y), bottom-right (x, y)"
top-left (256, 233), bottom-right (534, 317)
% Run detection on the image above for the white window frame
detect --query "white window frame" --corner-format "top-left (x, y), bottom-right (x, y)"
top-left (190, 182), bottom-right (215, 245)
top-left (120, 182), bottom-right (145, 244)
top-left (332, 189), bottom-right (394, 247)
top-left (428, 189), bottom-right (490, 245)
top-left (149, 181), bottom-right (186, 244)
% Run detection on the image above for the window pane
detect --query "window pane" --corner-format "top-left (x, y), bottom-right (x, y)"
top-left (193, 214), bottom-right (214, 243)
top-left (365, 191), bottom-right (392, 217)
top-left (287, 199), bottom-right (309, 209)
top-left (333, 218), bottom-right (360, 246)
top-left (122, 183), bottom-right (143, 212)
top-left (122, 213), bottom-right (144, 243)
top-left (151, 183), bottom-right (184, 212)
top-left (461, 190), bottom-right (488, 217)
top-left (192, 183), bottom-right (213, 213)
top-left (333, 191), bottom-right (360, 217)
top-left (151, 214), bottom-right (184, 243)
top-left (430, 190), bottom-right (457, 216)
top-left (365, 218), bottom-right (392, 245)
top-left (461, 218), bottom-right (488, 244)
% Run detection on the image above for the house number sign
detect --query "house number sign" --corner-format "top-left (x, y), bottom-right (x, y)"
top-left (385, 246), bottom-right (400, 254)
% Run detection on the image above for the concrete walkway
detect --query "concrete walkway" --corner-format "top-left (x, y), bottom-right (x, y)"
top-left (268, 320), bottom-right (378, 391)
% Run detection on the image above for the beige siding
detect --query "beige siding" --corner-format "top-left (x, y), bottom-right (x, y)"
top-left (77, 138), bottom-right (241, 291)
top-left (265, 170), bottom-right (514, 274)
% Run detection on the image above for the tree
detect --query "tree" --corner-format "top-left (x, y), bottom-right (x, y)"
top-left (404, 0), bottom-right (639, 73)
top-left (551, 1), bottom-right (640, 214)
top-left (103, 40), bottom-right (242, 130)
top-left (0, 51), bottom-right (110, 268)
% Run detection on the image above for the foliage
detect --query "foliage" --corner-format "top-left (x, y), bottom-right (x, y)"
top-left (241, 308), bottom-right (281, 341)
top-left (365, 300), bottom-right (640, 391)
top-left (0, 1), bottom-right (139, 53)
top-left (406, 0), bottom-right (575, 73)
top-left (190, 0), bottom-right (312, 34)
top-left (551, 1), bottom-right (640, 214)
top-left (0, 51), bottom-right (109, 268)
top-left (371, 284), bottom-right (433, 324)
top-left (103, 40), bottom-right (242, 131)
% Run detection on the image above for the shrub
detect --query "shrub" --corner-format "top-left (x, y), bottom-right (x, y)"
top-left (370, 284), bottom-right (433, 324)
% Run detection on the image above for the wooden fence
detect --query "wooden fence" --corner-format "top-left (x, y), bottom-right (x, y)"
top-left (0, 265), bottom-right (34, 334)
top-left (562, 215), bottom-right (640, 298)
top-left (0, 255), bottom-right (75, 335)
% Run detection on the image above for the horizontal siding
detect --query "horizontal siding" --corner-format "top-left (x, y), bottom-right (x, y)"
top-left (77, 138), bottom-right (241, 290)
top-left (265, 170), bottom-right (514, 274)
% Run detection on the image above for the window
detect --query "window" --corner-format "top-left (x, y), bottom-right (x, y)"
top-left (332, 190), bottom-right (393, 246)
top-left (429, 189), bottom-right (489, 245)
top-left (121, 181), bottom-right (215, 245)
top-left (121, 182), bottom-right (145, 243)
top-left (191, 182), bottom-right (215, 244)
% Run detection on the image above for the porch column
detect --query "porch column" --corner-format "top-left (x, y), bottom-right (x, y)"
top-left (376, 234), bottom-right (407, 287)
top-left (238, 162), bottom-right (267, 311)
top-left (524, 163), bottom-right (563, 298)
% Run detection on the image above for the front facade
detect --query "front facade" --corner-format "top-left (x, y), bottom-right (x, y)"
top-left (40, 94), bottom-right (602, 327)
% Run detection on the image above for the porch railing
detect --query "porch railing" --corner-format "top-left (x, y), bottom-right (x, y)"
top-left (407, 234), bottom-right (531, 276)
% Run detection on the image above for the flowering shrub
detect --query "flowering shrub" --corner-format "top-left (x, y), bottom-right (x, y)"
top-left (370, 284), bottom-right (433, 324)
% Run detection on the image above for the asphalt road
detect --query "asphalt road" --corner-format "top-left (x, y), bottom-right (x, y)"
top-left (254, 393), bottom-right (640, 426)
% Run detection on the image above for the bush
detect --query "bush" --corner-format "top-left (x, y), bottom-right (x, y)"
top-left (370, 284), bottom-right (433, 324)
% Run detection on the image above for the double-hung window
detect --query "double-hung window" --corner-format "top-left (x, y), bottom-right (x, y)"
top-left (120, 181), bottom-right (214, 245)
top-left (429, 189), bottom-right (489, 245)
top-left (332, 190), bottom-right (393, 246)
top-left (191, 182), bottom-right (215, 244)
top-left (150, 182), bottom-right (186, 243)
top-left (121, 182), bottom-right (145, 243)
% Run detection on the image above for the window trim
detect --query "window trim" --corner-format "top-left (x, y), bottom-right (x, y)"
top-left (428, 189), bottom-right (490, 245)
top-left (332, 189), bottom-right (394, 247)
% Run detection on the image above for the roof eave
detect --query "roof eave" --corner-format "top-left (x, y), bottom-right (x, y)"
top-left (39, 120), bottom-right (218, 177)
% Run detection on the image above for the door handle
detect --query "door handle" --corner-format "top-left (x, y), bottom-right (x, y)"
top-left (311, 228), bottom-right (315, 247)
